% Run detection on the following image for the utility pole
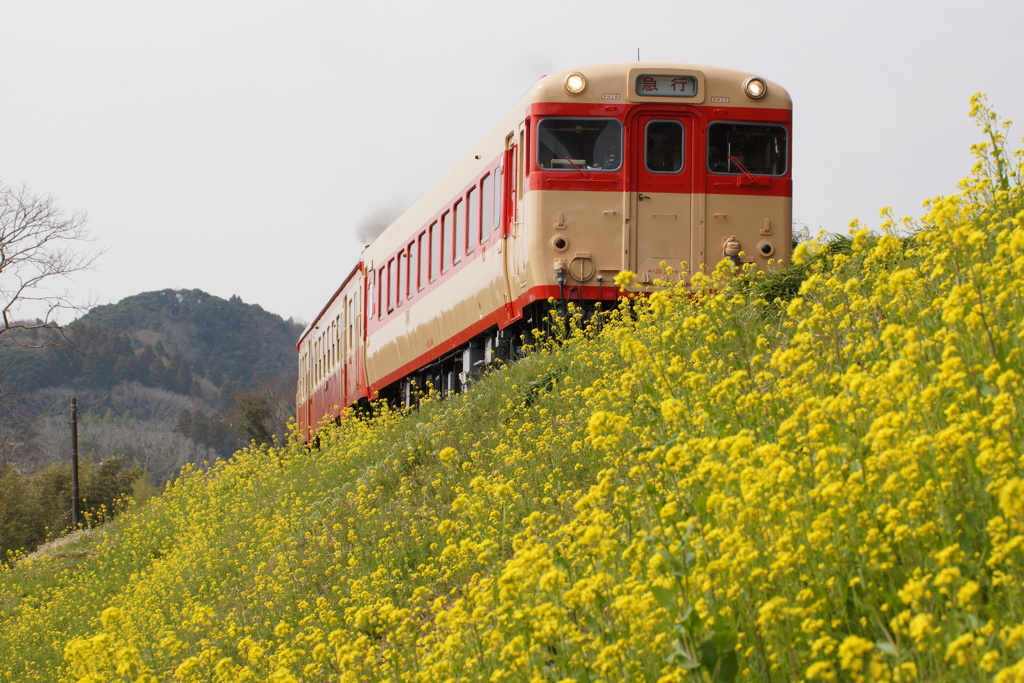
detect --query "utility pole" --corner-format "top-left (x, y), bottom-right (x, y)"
top-left (70, 396), bottom-right (81, 528)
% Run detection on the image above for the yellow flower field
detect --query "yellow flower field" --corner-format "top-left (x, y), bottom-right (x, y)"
top-left (1, 95), bottom-right (1022, 682)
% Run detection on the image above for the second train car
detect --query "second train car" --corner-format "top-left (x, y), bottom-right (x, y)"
top-left (297, 62), bottom-right (792, 436)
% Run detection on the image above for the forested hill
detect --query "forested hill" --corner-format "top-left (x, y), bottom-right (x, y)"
top-left (2, 289), bottom-right (303, 396)
top-left (0, 289), bottom-right (304, 486)
top-left (82, 289), bottom-right (301, 385)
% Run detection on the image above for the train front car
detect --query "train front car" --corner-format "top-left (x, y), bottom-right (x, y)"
top-left (301, 62), bottom-right (791, 431)
top-left (519, 63), bottom-right (792, 304)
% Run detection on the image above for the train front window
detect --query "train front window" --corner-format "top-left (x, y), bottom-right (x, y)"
top-left (707, 123), bottom-right (787, 176)
top-left (537, 118), bottom-right (622, 172)
top-left (645, 120), bottom-right (684, 173)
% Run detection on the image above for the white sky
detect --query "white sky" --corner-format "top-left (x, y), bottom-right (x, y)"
top-left (2, 0), bottom-right (1022, 325)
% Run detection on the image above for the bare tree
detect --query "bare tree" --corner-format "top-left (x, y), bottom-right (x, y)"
top-left (0, 180), bottom-right (101, 340)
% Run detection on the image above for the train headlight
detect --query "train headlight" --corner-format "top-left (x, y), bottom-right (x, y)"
top-left (564, 72), bottom-right (587, 95)
top-left (744, 77), bottom-right (767, 100)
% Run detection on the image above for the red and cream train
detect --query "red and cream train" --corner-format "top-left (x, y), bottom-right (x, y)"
top-left (297, 62), bottom-right (792, 436)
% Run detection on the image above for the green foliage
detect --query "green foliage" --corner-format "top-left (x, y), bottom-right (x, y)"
top-left (0, 457), bottom-right (144, 559)
top-left (173, 408), bottom-right (233, 452)
top-left (0, 464), bottom-right (36, 557)
top-left (232, 392), bottom-right (276, 445)
top-left (0, 343), bottom-right (57, 391)
top-left (1, 289), bottom-right (303, 485)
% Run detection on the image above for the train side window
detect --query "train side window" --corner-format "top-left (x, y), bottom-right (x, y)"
top-left (493, 166), bottom-right (503, 231)
top-left (480, 174), bottom-right (491, 242)
top-left (406, 241), bottom-right (415, 300)
top-left (707, 122), bottom-right (788, 176)
top-left (536, 118), bottom-right (622, 171)
top-left (368, 275), bottom-right (376, 320)
top-left (440, 211), bottom-right (450, 274)
top-left (342, 305), bottom-right (350, 358)
top-left (394, 252), bottom-right (402, 309)
top-left (418, 231), bottom-right (427, 289)
top-left (346, 295), bottom-right (354, 354)
top-left (378, 266), bottom-right (386, 318)
top-left (334, 315), bottom-right (340, 367)
top-left (645, 120), bottom-right (684, 173)
top-left (467, 186), bottom-right (479, 250)
top-left (429, 221), bottom-right (439, 282)
top-left (353, 291), bottom-right (360, 352)
top-left (491, 165), bottom-right (499, 231)
top-left (452, 201), bottom-right (463, 264)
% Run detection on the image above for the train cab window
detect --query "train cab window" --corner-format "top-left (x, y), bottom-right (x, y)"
top-left (707, 122), bottom-right (788, 176)
top-left (537, 118), bottom-right (622, 171)
top-left (645, 120), bottom-right (684, 173)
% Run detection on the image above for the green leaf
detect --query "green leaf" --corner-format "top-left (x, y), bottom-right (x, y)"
top-left (650, 585), bottom-right (678, 612)
top-left (667, 641), bottom-right (701, 668)
top-left (656, 549), bottom-right (685, 575)
top-left (699, 630), bottom-right (739, 683)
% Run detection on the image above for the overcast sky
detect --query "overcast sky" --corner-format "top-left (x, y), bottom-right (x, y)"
top-left (2, 0), bottom-right (1022, 325)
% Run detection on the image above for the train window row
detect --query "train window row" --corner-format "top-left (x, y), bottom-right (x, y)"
top-left (372, 164), bottom-right (504, 320)
top-left (301, 291), bottom-right (361, 400)
top-left (304, 315), bottom-right (340, 397)
top-left (535, 117), bottom-right (787, 177)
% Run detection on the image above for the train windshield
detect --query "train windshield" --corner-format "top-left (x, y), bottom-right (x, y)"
top-left (536, 118), bottom-right (622, 172)
top-left (707, 123), bottom-right (788, 176)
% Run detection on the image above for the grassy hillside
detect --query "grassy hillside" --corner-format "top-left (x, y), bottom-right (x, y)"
top-left (1, 96), bottom-right (1022, 682)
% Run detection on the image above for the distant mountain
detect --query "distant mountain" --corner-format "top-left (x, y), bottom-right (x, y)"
top-left (0, 289), bottom-right (303, 402)
top-left (0, 289), bottom-right (305, 483)
top-left (81, 289), bottom-right (302, 389)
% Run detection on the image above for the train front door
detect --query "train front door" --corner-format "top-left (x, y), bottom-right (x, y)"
top-left (630, 113), bottom-right (697, 283)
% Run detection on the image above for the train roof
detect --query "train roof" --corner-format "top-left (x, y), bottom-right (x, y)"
top-left (530, 62), bottom-right (791, 108)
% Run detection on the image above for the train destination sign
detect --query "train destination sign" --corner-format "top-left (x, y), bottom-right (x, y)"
top-left (634, 74), bottom-right (698, 97)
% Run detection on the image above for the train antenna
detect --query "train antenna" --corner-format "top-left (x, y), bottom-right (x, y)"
top-left (637, 48), bottom-right (640, 61)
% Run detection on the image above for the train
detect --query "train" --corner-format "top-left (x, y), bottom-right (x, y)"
top-left (297, 62), bottom-right (792, 437)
